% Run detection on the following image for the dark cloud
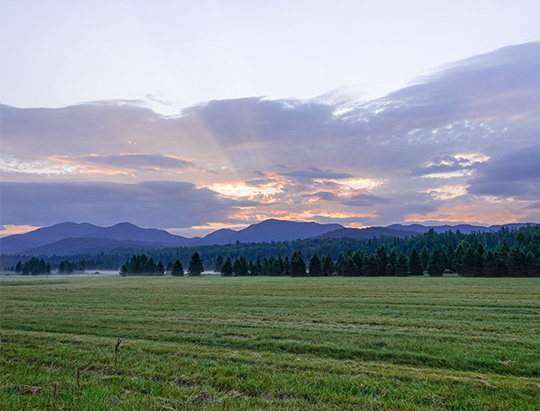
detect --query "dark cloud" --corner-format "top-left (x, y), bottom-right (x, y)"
top-left (82, 154), bottom-right (195, 169)
top-left (304, 191), bottom-right (337, 201)
top-left (282, 167), bottom-right (353, 180)
top-left (467, 145), bottom-right (540, 199)
top-left (342, 194), bottom-right (392, 207)
top-left (524, 202), bottom-right (540, 210)
top-left (1, 43), bottom-right (539, 228)
top-left (408, 155), bottom-right (476, 177)
top-left (0, 181), bottom-right (252, 228)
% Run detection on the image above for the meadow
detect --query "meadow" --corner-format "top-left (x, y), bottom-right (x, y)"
top-left (1, 275), bottom-right (539, 410)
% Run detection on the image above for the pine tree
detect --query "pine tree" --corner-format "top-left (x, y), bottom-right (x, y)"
top-left (221, 257), bottom-right (233, 276)
top-left (484, 251), bottom-right (498, 277)
top-left (290, 251), bottom-right (306, 277)
top-left (376, 246), bottom-right (388, 275)
top-left (395, 253), bottom-right (409, 276)
top-left (171, 260), bottom-right (184, 276)
top-left (322, 255), bottom-right (334, 276)
top-left (352, 251), bottom-right (364, 276)
top-left (155, 261), bottom-right (165, 275)
top-left (214, 255), bottom-right (224, 273)
top-left (15, 261), bottom-right (22, 274)
top-left (420, 247), bottom-right (430, 273)
top-left (308, 254), bottom-right (323, 277)
top-left (409, 248), bottom-right (423, 276)
top-left (462, 246), bottom-right (476, 276)
top-left (188, 252), bottom-right (204, 276)
top-left (427, 246), bottom-right (444, 276)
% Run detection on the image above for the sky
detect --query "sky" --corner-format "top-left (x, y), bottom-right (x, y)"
top-left (1, 1), bottom-right (540, 237)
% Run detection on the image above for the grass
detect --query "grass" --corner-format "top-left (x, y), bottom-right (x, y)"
top-left (1, 275), bottom-right (539, 410)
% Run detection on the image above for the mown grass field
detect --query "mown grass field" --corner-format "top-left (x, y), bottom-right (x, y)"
top-left (1, 275), bottom-right (539, 410)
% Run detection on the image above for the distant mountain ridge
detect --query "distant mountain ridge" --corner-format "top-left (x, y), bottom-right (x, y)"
top-left (0, 219), bottom-right (344, 256)
top-left (1, 220), bottom-right (536, 256)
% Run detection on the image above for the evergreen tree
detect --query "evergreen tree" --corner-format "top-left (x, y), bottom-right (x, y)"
top-left (427, 246), bottom-right (444, 276)
top-left (352, 251), bottom-right (364, 276)
top-left (155, 261), bottom-right (165, 275)
top-left (462, 246), bottom-right (477, 277)
top-left (342, 254), bottom-right (358, 277)
top-left (283, 256), bottom-right (290, 276)
top-left (214, 255), bottom-right (224, 272)
top-left (308, 254), bottom-right (323, 277)
top-left (15, 261), bottom-right (22, 274)
top-left (221, 257), bottom-right (233, 276)
top-left (166, 261), bottom-right (173, 273)
top-left (171, 260), bottom-right (184, 276)
top-left (420, 247), bottom-right (430, 273)
top-left (395, 253), bottom-right (409, 276)
top-left (322, 255), bottom-right (334, 276)
top-left (484, 251), bottom-right (498, 277)
top-left (453, 242), bottom-right (465, 274)
top-left (445, 243), bottom-right (455, 272)
top-left (290, 251), bottom-right (306, 277)
top-left (188, 252), bottom-right (204, 276)
top-left (409, 248), bottom-right (423, 276)
top-left (376, 246), bottom-right (389, 275)
top-left (524, 251), bottom-right (538, 277)
top-left (388, 250), bottom-right (398, 275)
top-left (253, 255), bottom-right (263, 276)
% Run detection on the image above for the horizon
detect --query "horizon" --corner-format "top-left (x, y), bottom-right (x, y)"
top-left (1, 3), bottom-right (540, 238)
top-left (2, 218), bottom-right (538, 240)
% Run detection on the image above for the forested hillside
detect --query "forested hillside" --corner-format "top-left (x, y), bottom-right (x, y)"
top-left (6, 225), bottom-right (539, 277)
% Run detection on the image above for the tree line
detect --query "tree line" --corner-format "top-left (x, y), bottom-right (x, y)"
top-left (118, 231), bottom-right (539, 278)
top-left (6, 225), bottom-right (539, 277)
top-left (119, 252), bottom-right (204, 276)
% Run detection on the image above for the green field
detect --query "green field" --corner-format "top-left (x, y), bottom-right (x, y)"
top-left (1, 276), bottom-right (539, 410)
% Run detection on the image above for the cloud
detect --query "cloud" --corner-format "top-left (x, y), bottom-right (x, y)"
top-left (0, 181), bottom-right (253, 228)
top-left (467, 145), bottom-right (540, 199)
top-left (281, 167), bottom-right (353, 180)
top-left (81, 154), bottom-right (196, 169)
top-left (1, 43), bottom-right (539, 228)
top-left (342, 194), bottom-right (392, 207)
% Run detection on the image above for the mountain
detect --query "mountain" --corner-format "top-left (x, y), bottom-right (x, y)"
top-left (23, 237), bottom-right (172, 256)
top-left (0, 222), bottom-right (101, 254)
top-left (90, 222), bottom-right (190, 246)
top-left (0, 219), bottom-right (344, 255)
top-left (387, 223), bottom-right (538, 235)
top-left (2, 220), bottom-right (536, 256)
top-left (197, 219), bottom-right (344, 245)
top-left (316, 227), bottom-right (419, 240)
top-left (0, 222), bottom-right (190, 255)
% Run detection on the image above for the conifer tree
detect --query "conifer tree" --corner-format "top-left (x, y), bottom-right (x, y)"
top-left (188, 252), bottom-right (204, 276)
top-left (290, 251), bottom-right (306, 277)
top-left (308, 254), bottom-right (323, 277)
top-left (427, 246), bottom-right (444, 276)
top-left (409, 248), bottom-right (423, 276)
top-left (221, 257), bottom-right (233, 276)
top-left (171, 259), bottom-right (184, 276)
top-left (395, 253), bottom-right (409, 276)
top-left (322, 255), bottom-right (334, 276)
top-left (214, 255), bottom-right (224, 272)
top-left (155, 261), bottom-right (165, 275)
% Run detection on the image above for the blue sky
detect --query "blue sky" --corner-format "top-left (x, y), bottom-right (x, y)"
top-left (1, 1), bottom-right (540, 237)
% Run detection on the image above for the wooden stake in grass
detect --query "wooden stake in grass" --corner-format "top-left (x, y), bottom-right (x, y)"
top-left (114, 338), bottom-right (123, 369)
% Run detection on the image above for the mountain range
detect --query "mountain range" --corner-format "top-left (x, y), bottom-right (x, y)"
top-left (0, 220), bottom-right (536, 256)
